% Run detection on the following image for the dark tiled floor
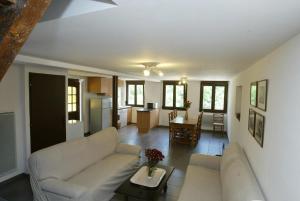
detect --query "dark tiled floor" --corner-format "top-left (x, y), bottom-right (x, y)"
top-left (0, 125), bottom-right (228, 201)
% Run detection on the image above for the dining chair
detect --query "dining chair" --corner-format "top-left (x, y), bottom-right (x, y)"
top-left (168, 112), bottom-right (175, 142)
top-left (173, 109), bottom-right (177, 118)
top-left (196, 112), bottom-right (203, 140)
top-left (170, 123), bottom-right (190, 145)
top-left (213, 113), bottom-right (225, 135)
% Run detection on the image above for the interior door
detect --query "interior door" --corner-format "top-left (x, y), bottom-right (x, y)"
top-left (29, 73), bottom-right (66, 153)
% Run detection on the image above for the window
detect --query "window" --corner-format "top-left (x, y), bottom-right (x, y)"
top-left (200, 81), bottom-right (228, 113)
top-left (162, 81), bottom-right (187, 110)
top-left (68, 79), bottom-right (80, 121)
top-left (126, 81), bottom-right (145, 107)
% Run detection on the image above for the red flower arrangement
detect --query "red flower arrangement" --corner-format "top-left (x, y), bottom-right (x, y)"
top-left (145, 148), bottom-right (165, 177)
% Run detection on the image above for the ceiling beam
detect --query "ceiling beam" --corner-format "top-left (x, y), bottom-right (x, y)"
top-left (0, 0), bottom-right (52, 81)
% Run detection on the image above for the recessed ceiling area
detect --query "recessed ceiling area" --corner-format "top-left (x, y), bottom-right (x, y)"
top-left (21, 0), bottom-right (300, 80)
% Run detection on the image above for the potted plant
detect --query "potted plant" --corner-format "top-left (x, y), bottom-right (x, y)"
top-left (145, 148), bottom-right (165, 178)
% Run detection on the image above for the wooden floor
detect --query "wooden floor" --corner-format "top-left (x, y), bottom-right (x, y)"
top-left (0, 125), bottom-right (228, 201)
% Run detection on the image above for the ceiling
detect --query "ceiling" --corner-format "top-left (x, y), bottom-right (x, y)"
top-left (21, 0), bottom-right (300, 80)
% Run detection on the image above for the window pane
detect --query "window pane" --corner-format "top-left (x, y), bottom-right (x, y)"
top-left (128, 85), bottom-right (135, 105)
top-left (68, 95), bottom-right (72, 104)
top-left (165, 85), bottom-right (174, 107)
top-left (215, 86), bottom-right (225, 110)
top-left (72, 87), bottom-right (76, 95)
top-left (136, 85), bottom-right (144, 105)
top-left (176, 85), bottom-right (184, 108)
top-left (203, 86), bottom-right (213, 109)
top-left (68, 104), bottom-right (72, 112)
top-left (72, 95), bottom-right (77, 103)
top-left (68, 86), bottom-right (72, 94)
top-left (72, 104), bottom-right (77, 111)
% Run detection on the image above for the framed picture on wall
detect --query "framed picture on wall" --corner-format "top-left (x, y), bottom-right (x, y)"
top-left (250, 82), bottom-right (258, 107)
top-left (257, 80), bottom-right (268, 111)
top-left (254, 113), bottom-right (265, 147)
top-left (248, 109), bottom-right (256, 136)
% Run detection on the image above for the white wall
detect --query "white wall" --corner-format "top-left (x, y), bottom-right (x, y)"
top-left (0, 64), bottom-right (26, 182)
top-left (228, 33), bottom-right (300, 201)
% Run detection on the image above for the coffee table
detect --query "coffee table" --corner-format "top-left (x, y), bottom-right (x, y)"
top-left (115, 164), bottom-right (175, 201)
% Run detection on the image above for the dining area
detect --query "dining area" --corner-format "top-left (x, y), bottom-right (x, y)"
top-left (168, 110), bottom-right (203, 146)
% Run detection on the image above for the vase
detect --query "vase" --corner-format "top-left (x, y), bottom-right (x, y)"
top-left (147, 161), bottom-right (158, 178)
top-left (185, 109), bottom-right (189, 120)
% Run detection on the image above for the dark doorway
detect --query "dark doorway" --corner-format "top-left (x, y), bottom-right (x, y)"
top-left (29, 73), bottom-right (66, 153)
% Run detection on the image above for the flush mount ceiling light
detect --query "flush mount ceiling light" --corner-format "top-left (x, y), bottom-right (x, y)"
top-left (179, 76), bottom-right (188, 85)
top-left (141, 62), bottom-right (164, 77)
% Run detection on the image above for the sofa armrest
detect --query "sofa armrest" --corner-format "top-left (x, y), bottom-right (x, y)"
top-left (116, 143), bottom-right (141, 156)
top-left (189, 154), bottom-right (220, 170)
top-left (40, 178), bottom-right (87, 199)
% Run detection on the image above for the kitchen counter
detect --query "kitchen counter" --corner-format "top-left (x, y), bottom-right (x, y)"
top-left (136, 108), bottom-right (159, 133)
top-left (118, 106), bottom-right (132, 110)
top-left (136, 108), bottom-right (155, 112)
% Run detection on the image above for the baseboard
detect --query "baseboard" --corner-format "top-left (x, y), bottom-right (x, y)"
top-left (157, 125), bottom-right (168, 128)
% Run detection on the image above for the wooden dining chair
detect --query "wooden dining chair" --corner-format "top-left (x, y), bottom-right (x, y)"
top-left (168, 112), bottom-right (175, 142)
top-left (213, 113), bottom-right (225, 135)
top-left (170, 123), bottom-right (190, 145)
top-left (173, 109), bottom-right (177, 118)
top-left (196, 112), bottom-right (203, 140)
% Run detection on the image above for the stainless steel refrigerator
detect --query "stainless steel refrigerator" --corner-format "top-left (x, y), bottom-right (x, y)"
top-left (89, 97), bottom-right (112, 134)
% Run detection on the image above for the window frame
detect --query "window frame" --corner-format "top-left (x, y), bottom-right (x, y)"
top-left (200, 81), bottom-right (228, 113)
top-left (68, 79), bottom-right (80, 120)
top-left (126, 80), bottom-right (145, 107)
top-left (162, 80), bottom-right (187, 110)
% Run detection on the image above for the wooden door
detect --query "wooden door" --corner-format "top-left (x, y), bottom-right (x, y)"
top-left (29, 73), bottom-right (66, 153)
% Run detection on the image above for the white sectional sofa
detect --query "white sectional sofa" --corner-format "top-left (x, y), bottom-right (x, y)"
top-left (178, 143), bottom-right (265, 201)
top-left (28, 127), bottom-right (141, 201)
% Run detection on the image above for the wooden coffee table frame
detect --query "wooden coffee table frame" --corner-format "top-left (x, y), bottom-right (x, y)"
top-left (115, 164), bottom-right (175, 201)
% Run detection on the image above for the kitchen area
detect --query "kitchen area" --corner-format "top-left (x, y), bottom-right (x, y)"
top-left (85, 77), bottom-right (160, 135)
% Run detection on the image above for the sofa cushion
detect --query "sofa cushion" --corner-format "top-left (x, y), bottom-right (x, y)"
top-left (29, 127), bottom-right (120, 181)
top-left (30, 137), bottom-right (96, 180)
top-left (67, 153), bottom-right (138, 201)
top-left (86, 127), bottom-right (119, 162)
top-left (177, 165), bottom-right (222, 201)
top-left (221, 157), bottom-right (265, 201)
top-left (220, 143), bottom-right (244, 172)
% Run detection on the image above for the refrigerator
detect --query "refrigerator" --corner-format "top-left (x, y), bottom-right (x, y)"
top-left (89, 97), bottom-right (112, 134)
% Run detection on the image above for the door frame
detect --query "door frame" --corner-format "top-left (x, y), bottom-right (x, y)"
top-left (24, 65), bottom-right (69, 164)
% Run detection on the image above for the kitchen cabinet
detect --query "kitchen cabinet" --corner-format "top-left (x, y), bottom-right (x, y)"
top-left (118, 108), bottom-right (128, 128)
top-left (88, 77), bottom-right (101, 93)
top-left (136, 109), bottom-right (160, 133)
top-left (101, 78), bottom-right (112, 96)
top-left (127, 107), bottom-right (132, 124)
top-left (87, 77), bottom-right (112, 96)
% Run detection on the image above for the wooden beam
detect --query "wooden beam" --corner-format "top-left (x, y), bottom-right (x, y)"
top-left (0, 0), bottom-right (52, 81)
top-left (112, 76), bottom-right (118, 129)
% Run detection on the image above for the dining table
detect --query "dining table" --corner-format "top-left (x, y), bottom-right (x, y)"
top-left (169, 115), bottom-right (198, 146)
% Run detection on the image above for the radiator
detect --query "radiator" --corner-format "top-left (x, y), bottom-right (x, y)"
top-left (0, 112), bottom-right (17, 176)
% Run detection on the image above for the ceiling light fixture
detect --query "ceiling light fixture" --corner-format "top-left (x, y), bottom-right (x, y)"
top-left (141, 62), bottom-right (163, 77)
top-left (179, 76), bottom-right (188, 85)
top-left (143, 69), bottom-right (150, 76)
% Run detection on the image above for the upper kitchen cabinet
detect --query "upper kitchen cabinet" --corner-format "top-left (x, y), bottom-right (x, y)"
top-left (88, 77), bottom-right (101, 93)
top-left (100, 78), bottom-right (112, 96)
top-left (87, 77), bottom-right (112, 96)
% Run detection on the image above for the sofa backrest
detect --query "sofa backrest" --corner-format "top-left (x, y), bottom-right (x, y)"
top-left (29, 127), bottom-right (119, 181)
top-left (220, 143), bottom-right (265, 201)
